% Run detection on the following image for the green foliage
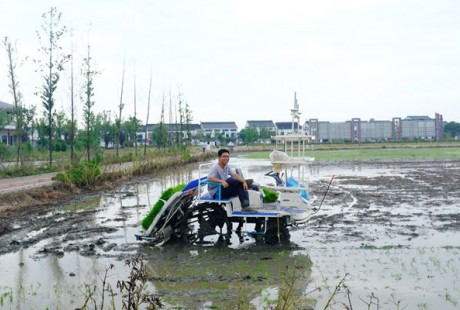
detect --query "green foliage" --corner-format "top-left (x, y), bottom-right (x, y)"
top-left (0, 143), bottom-right (11, 160)
top-left (0, 109), bottom-right (8, 130)
top-left (54, 139), bottom-right (67, 152)
top-left (141, 184), bottom-right (185, 230)
top-left (263, 188), bottom-right (279, 203)
top-left (36, 7), bottom-right (69, 165)
top-left (81, 45), bottom-right (99, 161)
top-left (181, 149), bottom-right (192, 160)
top-left (152, 122), bottom-right (168, 148)
top-left (444, 121), bottom-right (460, 138)
top-left (259, 127), bottom-right (275, 141)
top-left (93, 150), bottom-right (104, 164)
top-left (123, 116), bottom-right (141, 147)
top-left (121, 152), bottom-right (134, 162)
top-left (95, 111), bottom-right (116, 149)
top-left (55, 161), bottom-right (101, 188)
top-left (239, 127), bottom-right (259, 144)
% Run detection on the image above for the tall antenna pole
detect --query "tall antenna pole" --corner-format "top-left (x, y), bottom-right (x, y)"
top-left (291, 91), bottom-right (301, 133)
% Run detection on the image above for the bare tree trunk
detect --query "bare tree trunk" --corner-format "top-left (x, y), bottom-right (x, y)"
top-left (133, 64), bottom-right (138, 157)
top-left (116, 57), bottom-right (126, 162)
top-left (3, 37), bottom-right (23, 166)
top-left (69, 29), bottom-right (75, 163)
top-left (144, 68), bottom-right (152, 156)
top-left (169, 89), bottom-right (173, 148)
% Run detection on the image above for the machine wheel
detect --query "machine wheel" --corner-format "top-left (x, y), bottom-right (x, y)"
top-left (180, 202), bottom-right (232, 245)
top-left (264, 218), bottom-right (291, 245)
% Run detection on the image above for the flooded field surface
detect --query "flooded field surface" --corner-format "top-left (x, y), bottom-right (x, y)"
top-left (0, 158), bottom-right (459, 309)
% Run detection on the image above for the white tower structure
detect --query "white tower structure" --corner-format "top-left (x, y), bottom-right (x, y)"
top-left (290, 92), bottom-right (301, 133)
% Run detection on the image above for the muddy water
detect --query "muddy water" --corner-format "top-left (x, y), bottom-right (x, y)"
top-left (0, 157), bottom-right (459, 309)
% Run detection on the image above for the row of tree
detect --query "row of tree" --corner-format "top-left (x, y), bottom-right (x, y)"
top-left (444, 122), bottom-right (460, 139)
top-left (2, 7), bottom-right (194, 167)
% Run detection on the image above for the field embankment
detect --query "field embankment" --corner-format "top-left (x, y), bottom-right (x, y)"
top-left (0, 150), bottom-right (215, 216)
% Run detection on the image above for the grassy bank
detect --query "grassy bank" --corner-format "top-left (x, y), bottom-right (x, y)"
top-left (56, 150), bottom-right (215, 190)
top-left (0, 146), bottom-right (213, 178)
top-left (0, 150), bottom-right (216, 215)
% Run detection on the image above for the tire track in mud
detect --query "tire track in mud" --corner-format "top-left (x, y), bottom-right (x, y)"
top-left (296, 161), bottom-right (460, 247)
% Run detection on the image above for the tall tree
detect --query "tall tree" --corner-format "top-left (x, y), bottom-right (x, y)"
top-left (444, 121), bottom-right (460, 138)
top-left (35, 7), bottom-right (69, 165)
top-left (185, 101), bottom-right (193, 145)
top-left (123, 116), bottom-right (141, 147)
top-left (3, 37), bottom-right (24, 165)
top-left (116, 57), bottom-right (126, 161)
top-left (69, 28), bottom-right (76, 163)
top-left (133, 64), bottom-right (138, 156)
top-left (239, 127), bottom-right (258, 144)
top-left (144, 68), bottom-right (152, 155)
top-left (54, 109), bottom-right (68, 152)
top-left (177, 95), bottom-right (183, 146)
top-left (95, 111), bottom-right (114, 149)
top-left (81, 42), bottom-right (98, 161)
top-left (157, 94), bottom-right (167, 150)
top-left (169, 89), bottom-right (174, 148)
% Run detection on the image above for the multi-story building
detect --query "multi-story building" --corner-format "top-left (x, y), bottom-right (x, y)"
top-left (137, 123), bottom-right (202, 145)
top-left (245, 120), bottom-right (276, 134)
top-left (306, 114), bottom-right (443, 143)
top-left (200, 122), bottom-right (238, 139)
top-left (275, 122), bottom-right (303, 135)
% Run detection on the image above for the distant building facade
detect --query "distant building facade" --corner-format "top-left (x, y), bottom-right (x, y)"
top-left (200, 122), bottom-right (238, 138)
top-left (245, 120), bottom-right (276, 133)
top-left (137, 123), bottom-right (201, 144)
top-left (0, 100), bottom-right (16, 145)
top-left (275, 122), bottom-right (303, 135)
top-left (306, 114), bottom-right (443, 143)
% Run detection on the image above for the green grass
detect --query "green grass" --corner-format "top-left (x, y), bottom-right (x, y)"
top-left (244, 144), bottom-right (460, 161)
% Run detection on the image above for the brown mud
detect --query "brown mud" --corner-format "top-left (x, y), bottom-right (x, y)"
top-left (0, 159), bottom-right (459, 309)
top-left (1, 159), bottom-right (459, 258)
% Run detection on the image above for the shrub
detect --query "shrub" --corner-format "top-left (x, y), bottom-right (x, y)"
top-left (55, 161), bottom-right (101, 188)
top-left (181, 149), bottom-right (192, 161)
top-left (54, 139), bottom-right (67, 152)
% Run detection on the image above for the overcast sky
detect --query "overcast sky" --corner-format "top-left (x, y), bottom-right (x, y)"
top-left (0, 0), bottom-right (459, 128)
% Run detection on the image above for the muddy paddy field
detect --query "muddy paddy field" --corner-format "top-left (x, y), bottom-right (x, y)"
top-left (0, 157), bottom-right (459, 309)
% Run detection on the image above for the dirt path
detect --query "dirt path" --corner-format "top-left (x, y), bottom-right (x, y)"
top-left (0, 162), bottom-right (137, 195)
top-left (0, 163), bottom-right (133, 215)
top-left (0, 173), bottom-right (57, 194)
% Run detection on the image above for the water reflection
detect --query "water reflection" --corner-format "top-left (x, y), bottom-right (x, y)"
top-left (141, 244), bottom-right (312, 309)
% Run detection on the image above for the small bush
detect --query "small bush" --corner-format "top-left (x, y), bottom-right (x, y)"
top-left (121, 152), bottom-right (134, 162)
top-left (54, 139), bottom-right (67, 152)
top-left (181, 149), bottom-right (192, 161)
top-left (55, 161), bottom-right (101, 188)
